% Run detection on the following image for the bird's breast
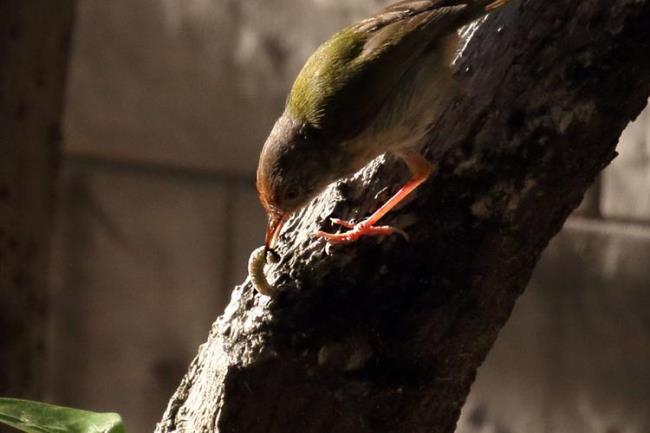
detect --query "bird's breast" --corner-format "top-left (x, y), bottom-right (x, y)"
top-left (341, 47), bottom-right (459, 173)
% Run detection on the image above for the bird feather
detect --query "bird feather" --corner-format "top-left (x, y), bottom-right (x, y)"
top-left (286, 0), bottom-right (495, 139)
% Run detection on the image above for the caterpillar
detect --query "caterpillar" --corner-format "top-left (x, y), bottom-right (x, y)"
top-left (248, 246), bottom-right (274, 296)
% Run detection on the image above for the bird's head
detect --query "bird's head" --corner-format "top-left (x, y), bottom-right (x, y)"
top-left (256, 113), bottom-right (334, 250)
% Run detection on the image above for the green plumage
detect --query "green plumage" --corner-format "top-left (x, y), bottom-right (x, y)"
top-left (286, 1), bottom-right (491, 136)
top-left (288, 29), bottom-right (367, 128)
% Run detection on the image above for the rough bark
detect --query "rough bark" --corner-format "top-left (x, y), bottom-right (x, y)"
top-left (156, 1), bottom-right (650, 432)
top-left (0, 1), bottom-right (74, 400)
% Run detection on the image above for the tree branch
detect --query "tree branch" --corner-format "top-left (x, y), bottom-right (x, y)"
top-left (155, 1), bottom-right (650, 432)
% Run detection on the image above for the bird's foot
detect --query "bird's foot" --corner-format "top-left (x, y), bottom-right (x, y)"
top-left (312, 218), bottom-right (408, 244)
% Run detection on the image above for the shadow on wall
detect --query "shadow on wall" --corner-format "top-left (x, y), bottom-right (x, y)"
top-left (46, 0), bottom-right (650, 432)
top-left (459, 218), bottom-right (650, 433)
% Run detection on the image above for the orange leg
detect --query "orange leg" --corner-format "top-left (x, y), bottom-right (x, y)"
top-left (313, 150), bottom-right (433, 244)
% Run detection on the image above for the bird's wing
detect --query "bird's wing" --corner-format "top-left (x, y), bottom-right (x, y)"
top-left (286, 0), bottom-right (492, 138)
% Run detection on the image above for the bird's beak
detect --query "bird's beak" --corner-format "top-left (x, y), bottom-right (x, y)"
top-left (265, 212), bottom-right (287, 251)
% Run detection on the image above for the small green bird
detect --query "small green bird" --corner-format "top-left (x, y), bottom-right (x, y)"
top-left (257, 0), bottom-right (509, 249)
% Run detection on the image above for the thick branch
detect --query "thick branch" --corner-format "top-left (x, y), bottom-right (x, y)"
top-left (156, 1), bottom-right (650, 432)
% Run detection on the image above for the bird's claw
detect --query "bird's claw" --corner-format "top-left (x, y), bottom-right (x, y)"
top-left (329, 217), bottom-right (355, 229)
top-left (312, 218), bottom-right (409, 244)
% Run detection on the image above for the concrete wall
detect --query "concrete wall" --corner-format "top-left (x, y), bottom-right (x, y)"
top-left (46, 1), bottom-right (650, 432)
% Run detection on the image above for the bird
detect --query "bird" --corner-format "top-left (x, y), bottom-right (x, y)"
top-left (257, 0), bottom-right (510, 250)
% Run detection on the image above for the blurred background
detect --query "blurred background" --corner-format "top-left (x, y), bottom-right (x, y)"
top-left (4, 0), bottom-right (649, 432)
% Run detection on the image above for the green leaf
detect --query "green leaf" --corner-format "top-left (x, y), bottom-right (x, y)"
top-left (0, 398), bottom-right (125, 433)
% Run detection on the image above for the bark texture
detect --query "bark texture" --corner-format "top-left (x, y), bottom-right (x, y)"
top-left (0, 1), bottom-right (74, 399)
top-left (156, 1), bottom-right (650, 432)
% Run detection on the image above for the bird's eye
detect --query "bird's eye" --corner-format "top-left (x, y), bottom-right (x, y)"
top-left (284, 186), bottom-right (299, 202)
